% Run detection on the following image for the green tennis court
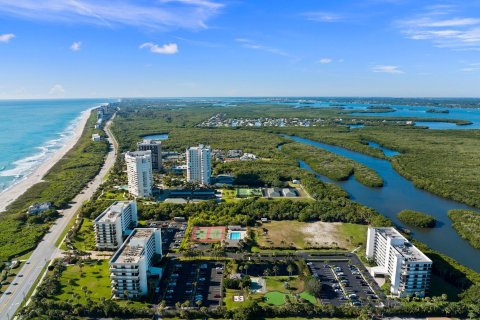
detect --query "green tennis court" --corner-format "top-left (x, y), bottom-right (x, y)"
top-left (191, 226), bottom-right (226, 243)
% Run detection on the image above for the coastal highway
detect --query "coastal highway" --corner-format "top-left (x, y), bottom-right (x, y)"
top-left (0, 114), bottom-right (117, 319)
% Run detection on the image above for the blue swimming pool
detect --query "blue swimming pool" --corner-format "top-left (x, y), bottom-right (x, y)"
top-left (229, 231), bottom-right (242, 240)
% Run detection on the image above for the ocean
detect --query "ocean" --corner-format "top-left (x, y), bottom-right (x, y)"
top-left (0, 99), bottom-right (111, 193)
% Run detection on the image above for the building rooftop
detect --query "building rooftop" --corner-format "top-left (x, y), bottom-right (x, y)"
top-left (126, 150), bottom-right (152, 158)
top-left (111, 228), bottom-right (156, 264)
top-left (94, 201), bottom-right (131, 224)
top-left (138, 139), bottom-right (162, 145)
top-left (376, 227), bottom-right (431, 263)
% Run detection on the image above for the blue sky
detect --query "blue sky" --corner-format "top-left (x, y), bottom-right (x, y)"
top-left (0, 0), bottom-right (479, 98)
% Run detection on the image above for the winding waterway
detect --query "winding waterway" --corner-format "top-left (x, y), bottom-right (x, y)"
top-left (285, 135), bottom-right (480, 272)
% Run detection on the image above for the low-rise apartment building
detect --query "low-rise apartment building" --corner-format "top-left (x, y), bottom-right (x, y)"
top-left (366, 227), bottom-right (432, 297)
top-left (93, 201), bottom-right (138, 250)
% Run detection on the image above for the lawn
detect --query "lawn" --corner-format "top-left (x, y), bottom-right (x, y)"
top-left (264, 290), bottom-right (319, 306)
top-left (265, 276), bottom-right (304, 293)
top-left (264, 291), bottom-right (286, 305)
top-left (55, 260), bottom-right (111, 303)
top-left (51, 259), bottom-right (150, 311)
top-left (224, 289), bottom-right (263, 309)
top-left (254, 220), bottom-right (367, 250)
top-left (71, 218), bottom-right (96, 251)
top-left (338, 223), bottom-right (368, 247)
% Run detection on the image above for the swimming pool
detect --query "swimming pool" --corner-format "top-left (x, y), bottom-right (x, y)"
top-left (229, 231), bottom-right (242, 240)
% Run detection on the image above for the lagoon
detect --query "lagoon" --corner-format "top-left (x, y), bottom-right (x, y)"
top-left (286, 135), bottom-right (480, 271)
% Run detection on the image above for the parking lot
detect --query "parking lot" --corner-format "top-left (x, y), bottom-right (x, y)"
top-left (160, 260), bottom-right (224, 308)
top-left (149, 221), bottom-right (187, 252)
top-left (307, 258), bottom-right (383, 307)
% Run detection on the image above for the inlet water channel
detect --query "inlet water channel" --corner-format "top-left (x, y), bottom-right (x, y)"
top-left (284, 135), bottom-right (480, 271)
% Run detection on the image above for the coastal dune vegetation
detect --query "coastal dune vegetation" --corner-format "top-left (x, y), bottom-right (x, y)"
top-left (0, 111), bottom-right (109, 262)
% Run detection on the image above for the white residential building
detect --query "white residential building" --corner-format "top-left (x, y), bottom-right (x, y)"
top-left (137, 139), bottom-right (162, 171)
top-left (366, 227), bottom-right (432, 297)
top-left (93, 201), bottom-right (138, 250)
top-left (110, 228), bottom-right (163, 299)
top-left (186, 144), bottom-right (211, 185)
top-left (125, 150), bottom-right (153, 198)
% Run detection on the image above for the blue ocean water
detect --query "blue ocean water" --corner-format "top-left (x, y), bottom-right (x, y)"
top-left (0, 99), bottom-right (110, 193)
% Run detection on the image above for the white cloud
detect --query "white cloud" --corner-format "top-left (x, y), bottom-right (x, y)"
top-left (235, 38), bottom-right (290, 57)
top-left (70, 41), bottom-right (82, 51)
top-left (397, 6), bottom-right (480, 50)
top-left (0, 0), bottom-right (223, 30)
top-left (140, 42), bottom-right (178, 54)
top-left (0, 33), bottom-right (15, 43)
top-left (49, 84), bottom-right (66, 95)
top-left (303, 11), bottom-right (344, 23)
top-left (372, 65), bottom-right (404, 74)
top-left (318, 58), bottom-right (332, 64)
top-left (461, 63), bottom-right (480, 72)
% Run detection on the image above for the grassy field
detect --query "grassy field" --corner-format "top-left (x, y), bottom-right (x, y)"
top-left (225, 275), bottom-right (318, 310)
top-left (265, 276), bottom-right (304, 293)
top-left (71, 218), bottom-right (96, 251)
top-left (254, 221), bottom-right (367, 250)
top-left (54, 260), bottom-right (111, 303)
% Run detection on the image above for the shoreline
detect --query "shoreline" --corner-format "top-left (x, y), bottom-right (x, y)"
top-left (0, 108), bottom-right (93, 213)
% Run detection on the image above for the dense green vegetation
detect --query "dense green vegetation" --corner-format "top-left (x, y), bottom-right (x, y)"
top-left (272, 126), bottom-right (480, 208)
top-left (448, 210), bottom-right (480, 249)
top-left (397, 210), bottom-right (436, 228)
top-left (138, 197), bottom-right (390, 227)
top-left (0, 112), bottom-right (109, 262)
top-left (282, 142), bottom-right (383, 187)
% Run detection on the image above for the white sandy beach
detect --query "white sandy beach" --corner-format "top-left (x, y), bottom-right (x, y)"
top-left (0, 108), bottom-right (93, 213)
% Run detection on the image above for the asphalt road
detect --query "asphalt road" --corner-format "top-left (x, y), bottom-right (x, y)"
top-left (0, 114), bottom-right (117, 320)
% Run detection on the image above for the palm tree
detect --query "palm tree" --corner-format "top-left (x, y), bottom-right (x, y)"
top-left (273, 265), bottom-right (279, 277)
top-left (263, 268), bottom-right (271, 277)
top-left (244, 264), bottom-right (249, 275)
top-left (175, 301), bottom-right (182, 309)
top-left (123, 290), bottom-right (129, 299)
top-left (287, 264), bottom-right (294, 277)
top-left (72, 293), bottom-right (81, 304)
top-left (81, 286), bottom-right (88, 297)
top-left (195, 300), bottom-right (202, 308)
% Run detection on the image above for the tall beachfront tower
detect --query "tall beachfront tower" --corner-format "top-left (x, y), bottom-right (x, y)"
top-left (93, 201), bottom-right (138, 250)
top-left (110, 228), bottom-right (162, 299)
top-left (137, 139), bottom-right (162, 171)
top-left (186, 144), bottom-right (211, 185)
top-left (125, 150), bottom-right (153, 198)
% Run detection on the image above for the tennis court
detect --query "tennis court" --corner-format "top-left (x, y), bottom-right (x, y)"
top-left (236, 188), bottom-right (262, 197)
top-left (190, 226), bottom-right (227, 243)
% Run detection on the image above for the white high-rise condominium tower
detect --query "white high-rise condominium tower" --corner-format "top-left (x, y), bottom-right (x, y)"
top-left (93, 201), bottom-right (138, 250)
top-left (366, 227), bottom-right (432, 297)
top-left (110, 228), bottom-right (162, 299)
top-left (137, 139), bottom-right (162, 171)
top-left (125, 150), bottom-right (153, 198)
top-left (186, 144), bottom-right (211, 185)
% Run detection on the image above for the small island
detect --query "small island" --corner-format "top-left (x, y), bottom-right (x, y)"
top-left (426, 108), bottom-right (450, 114)
top-left (397, 210), bottom-right (436, 228)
